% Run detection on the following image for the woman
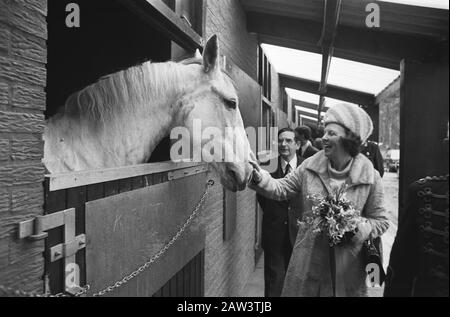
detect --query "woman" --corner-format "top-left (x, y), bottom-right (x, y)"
top-left (249, 103), bottom-right (389, 297)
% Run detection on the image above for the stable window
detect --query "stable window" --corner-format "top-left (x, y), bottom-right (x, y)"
top-left (258, 46), bottom-right (272, 102)
top-left (259, 100), bottom-right (276, 164)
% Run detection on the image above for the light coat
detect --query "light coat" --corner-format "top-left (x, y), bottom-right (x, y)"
top-left (251, 150), bottom-right (390, 296)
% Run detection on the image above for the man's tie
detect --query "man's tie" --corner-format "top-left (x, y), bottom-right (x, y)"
top-left (284, 163), bottom-right (292, 176)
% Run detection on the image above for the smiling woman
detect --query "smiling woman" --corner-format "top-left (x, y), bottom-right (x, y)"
top-left (248, 103), bottom-right (389, 297)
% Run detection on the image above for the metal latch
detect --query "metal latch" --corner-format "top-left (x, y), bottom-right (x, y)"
top-left (18, 208), bottom-right (86, 292)
top-left (50, 234), bottom-right (86, 262)
top-left (18, 210), bottom-right (66, 241)
top-left (18, 208), bottom-right (86, 262)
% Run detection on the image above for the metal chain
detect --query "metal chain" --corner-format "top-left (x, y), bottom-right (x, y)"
top-left (0, 179), bottom-right (214, 298)
top-left (91, 179), bottom-right (215, 297)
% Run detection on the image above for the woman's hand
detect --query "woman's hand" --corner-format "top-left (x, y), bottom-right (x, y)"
top-left (248, 160), bottom-right (262, 184)
top-left (352, 219), bottom-right (372, 245)
top-left (344, 220), bottom-right (372, 258)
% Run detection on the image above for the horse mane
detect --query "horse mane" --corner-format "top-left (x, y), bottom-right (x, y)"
top-left (62, 56), bottom-right (202, 125)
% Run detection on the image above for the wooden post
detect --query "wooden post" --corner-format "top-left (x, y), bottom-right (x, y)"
top-left (399, 59), bottom-right (449, 216)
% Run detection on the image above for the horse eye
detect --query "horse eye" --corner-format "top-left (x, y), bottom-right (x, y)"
top-left (224, 98), bottom-right (237, 109)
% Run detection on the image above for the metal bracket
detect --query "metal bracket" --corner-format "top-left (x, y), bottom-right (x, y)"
top-left (18, 208), bottom-right (84, 292)
top-left (18, 208), bottom-right (71, 240)
top-left (49, 234), bottom-right (86, 262)
top-left (168, 165), bottom-right (208, 181)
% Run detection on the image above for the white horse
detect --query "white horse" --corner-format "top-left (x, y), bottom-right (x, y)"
top-left (43, 35), bottom-right (253, 191)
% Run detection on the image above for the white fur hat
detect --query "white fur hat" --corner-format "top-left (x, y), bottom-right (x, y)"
top-left (323, 103), bottom-right (373, 143)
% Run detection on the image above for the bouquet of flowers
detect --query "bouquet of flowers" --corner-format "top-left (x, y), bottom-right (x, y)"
top-left (303, 185), bottom-right (363, 247)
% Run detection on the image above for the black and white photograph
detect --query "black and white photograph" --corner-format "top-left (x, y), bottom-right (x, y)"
top-left (0, 0), bottom-right (448, 302)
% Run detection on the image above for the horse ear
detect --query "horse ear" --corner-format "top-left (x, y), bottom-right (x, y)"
top-left (202, 35), bottom-right (219, 73)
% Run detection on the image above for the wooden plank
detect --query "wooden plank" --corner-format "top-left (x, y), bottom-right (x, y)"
top-left (44, 180), bottom-right (66, 294)
top-left (131, 176), bottom-right (144, 190)
top-left (67, 186), bottom-right (87, 286)
top-left (223, 189), bottom-right (237, 241)
top-left (162, 281), bottom-right (170, 297)
top-left (200, 250), bottom-right (204, 296)
top-left (86, 183), bottom-right (104, 202)
top-left (117, 0), bottom-right (203, 52)
top-left (183, 262), bottom-right (190, 296)
top-left (143, 174), bottom-right (152, 188)
top-left (118, 178), bottom-right (132, 193)
top-left (153, 172), bottom-right (163, 186)
top-left (66, 187), bottom-right (86, 235)
top-left (195, 252), bottom-right (200, 296)
top-left (190, 256), bottom-right (196, 296)
top-left (169, 273), bottom-right (177, 297)
top-left (46, 162), bottom-right (206, 191)
top-left (152, 288), bottom-right (162, 297)
top-left (176, 266), bottom-right (184, 296)
top-left (85, 174), bottom-right (207, 296)
top-left (104, 180), bottom-right (119, 197)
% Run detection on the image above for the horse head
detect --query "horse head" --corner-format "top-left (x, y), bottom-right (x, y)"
top-left (173, 35), bottom-right (254, 192)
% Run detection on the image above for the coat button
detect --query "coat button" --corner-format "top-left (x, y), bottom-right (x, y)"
top-left (284, 221), bottom-right (288, 225)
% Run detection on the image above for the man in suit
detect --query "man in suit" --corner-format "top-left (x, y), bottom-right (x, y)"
top-left (295, 126), bottom-right (319, 159)
top-left (257, 127), bottom-right (305, 297)
top-left (361, 140), bottom-right (384, 177)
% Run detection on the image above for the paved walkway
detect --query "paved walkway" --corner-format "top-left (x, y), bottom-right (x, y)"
top-left (242, 172), bottom-right (399, 297)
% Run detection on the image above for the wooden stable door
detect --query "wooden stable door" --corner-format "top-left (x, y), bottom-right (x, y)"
top-left (44, 169), bottom-right (207, 296)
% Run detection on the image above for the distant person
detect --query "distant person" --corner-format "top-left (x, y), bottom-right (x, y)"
top-left (384, 123), bottom-right (449, 297)
top-left (361, 140), bottom-right (384, 177)
top-left (313, 137), bottom-right (323, 150)
top-left (256, 127), bottom-right (304, 297)
top-left (295, 126), bottom-right (319, 159)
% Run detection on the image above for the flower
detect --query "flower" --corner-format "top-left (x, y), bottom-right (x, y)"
top-left (305, 185), bottom-right (363, 247)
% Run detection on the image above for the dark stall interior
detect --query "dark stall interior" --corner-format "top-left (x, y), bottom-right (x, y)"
top-left (46, 0), bottom-right (173, 162)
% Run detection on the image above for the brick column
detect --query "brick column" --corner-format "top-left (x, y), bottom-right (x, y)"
top-left (0, 0), bottom-right (47, 293)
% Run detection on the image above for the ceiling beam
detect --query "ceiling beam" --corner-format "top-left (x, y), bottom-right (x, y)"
top-left (247, 11), bottom-right (445, 70)
top-left (291, 99), bottom-right (328, 112)
top-left (258, 34), bottom-right (399, 69)
top-left (280, 74), bottom-right (375, 106)
top-left (317, 0), bottom-right (342, 122)
top-left (296, 109), bottom-right (323, 120)
top-left (318, 0), bottom-right (342, 92)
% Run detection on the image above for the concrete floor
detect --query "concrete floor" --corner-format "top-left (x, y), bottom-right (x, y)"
top-left (242, 172), bottom-right (399, 297)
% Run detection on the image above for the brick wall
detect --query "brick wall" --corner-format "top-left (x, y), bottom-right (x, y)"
top-left (202, 0), bottom-right (259, 296)
top-left (205, 0), bottom-right (258, 81)
top-left (0, 0), bottom-right (47, 293)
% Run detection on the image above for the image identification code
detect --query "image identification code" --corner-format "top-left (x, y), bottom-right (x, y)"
top-left (177, 301), bottom-right (272, 314)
